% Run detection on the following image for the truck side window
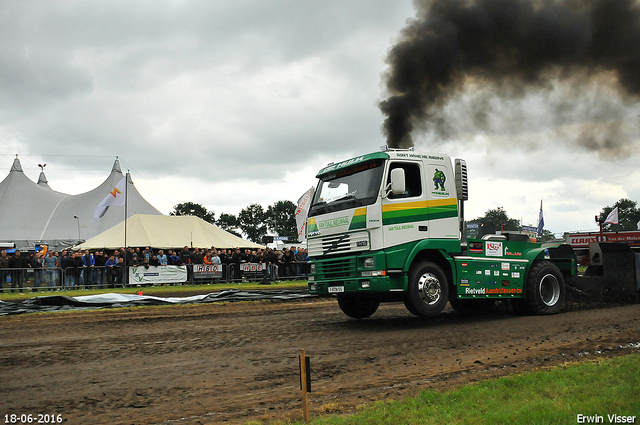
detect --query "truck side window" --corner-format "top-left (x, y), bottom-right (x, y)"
top-left (388, 163), bottom-right (422, 199)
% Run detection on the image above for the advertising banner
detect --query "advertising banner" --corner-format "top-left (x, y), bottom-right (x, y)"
top-left (129, 265), bottom-right (187, 285)
top-left (296, 187), bottom-right (314, 243)
top-left (566, 231), bottom-right (640, 248)
top-left (240, 263), bottom-right (264, 272)
top-left (193, 264), bottom-right (223, 279)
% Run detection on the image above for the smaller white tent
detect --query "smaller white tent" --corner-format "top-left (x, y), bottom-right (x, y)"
top-left (76, 214), bottom-right (264, 250)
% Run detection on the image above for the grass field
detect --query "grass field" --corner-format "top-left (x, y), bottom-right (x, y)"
top-left (274, 354), bottom-right (640, 425)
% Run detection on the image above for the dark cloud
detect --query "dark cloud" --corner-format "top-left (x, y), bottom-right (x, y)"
top-left (380, 0), bottom-right (640, 157)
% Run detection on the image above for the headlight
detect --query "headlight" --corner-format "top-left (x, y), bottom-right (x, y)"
top-left (361, 270), bottom-right (386, 277)
top-left (310, 263), bottom-right (316, 273)
top-left (363, 257), bottom-right (374, 268)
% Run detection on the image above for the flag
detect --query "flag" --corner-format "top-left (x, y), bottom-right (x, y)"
top-left (94, 176), bottom-right (126, 218)
top-left (537, 200), bottom-right (544, 236)
top-left (604, 206), bottom-right (619, 225)
top-left (295, 187), bottom-right (315, 243)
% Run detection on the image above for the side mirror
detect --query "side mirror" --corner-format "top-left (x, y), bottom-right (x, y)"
top-left (389, 168), bottom-right (406, 195)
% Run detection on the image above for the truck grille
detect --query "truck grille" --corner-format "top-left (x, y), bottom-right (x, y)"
top-left (316, 257), bottom-right (356, 280)
top-left (307, 231), bottom-right (369, 257)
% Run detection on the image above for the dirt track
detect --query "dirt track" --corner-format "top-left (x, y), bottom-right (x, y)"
top-left (0, 297), bottom-right (639, 424)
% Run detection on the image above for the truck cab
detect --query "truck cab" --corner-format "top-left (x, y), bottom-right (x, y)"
top-left (307, 147), bottom-right (468, 317)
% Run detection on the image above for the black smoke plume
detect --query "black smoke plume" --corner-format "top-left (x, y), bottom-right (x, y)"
top-left (380, 0), bottom-right (640, 151)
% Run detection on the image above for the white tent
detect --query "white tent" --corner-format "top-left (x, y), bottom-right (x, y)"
top-left (0, 157), bottom-right (162, 251)
top-left (76, 214), bottom-right (264, 250)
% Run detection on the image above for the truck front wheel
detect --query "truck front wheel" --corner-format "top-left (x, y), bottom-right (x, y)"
top-left (525, 261), bottom-right (566, 315)
top-left (337, 294), bottom-right (380, 319)
top-left (404, 262), bottom-right (449, 318)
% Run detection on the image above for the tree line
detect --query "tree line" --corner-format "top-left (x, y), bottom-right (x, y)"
top-left (171, 197), bottom-right (640, 244)
top-left (170, 201), bottom-right (298, 244)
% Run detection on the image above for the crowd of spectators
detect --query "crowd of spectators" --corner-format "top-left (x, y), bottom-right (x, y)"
top-left (0, 246), bottom-right (310, 293)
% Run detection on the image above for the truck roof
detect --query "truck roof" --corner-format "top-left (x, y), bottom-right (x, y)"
top-left (316, 149), bottom-right (451, 178)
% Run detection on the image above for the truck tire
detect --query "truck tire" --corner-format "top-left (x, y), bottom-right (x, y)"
top-left (337, 294), bottom-right (380, 319)
top-left (403, 262), bottom-right (449, 318)
top-left (525, 261), bottom-right (566, 315)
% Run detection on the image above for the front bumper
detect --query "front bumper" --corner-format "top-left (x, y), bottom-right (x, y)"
top-left (307, 251), bottom-right (404, 295)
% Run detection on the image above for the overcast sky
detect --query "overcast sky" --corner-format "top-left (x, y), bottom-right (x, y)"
top-left (1, 0), bottom-right (639, 238)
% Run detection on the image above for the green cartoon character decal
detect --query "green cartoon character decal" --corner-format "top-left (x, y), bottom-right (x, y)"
top-left (433, 168), bottom-right (446, 191)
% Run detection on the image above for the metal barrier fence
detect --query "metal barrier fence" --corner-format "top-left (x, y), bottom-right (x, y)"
top-left (0, 262), bottom-right (310, 293)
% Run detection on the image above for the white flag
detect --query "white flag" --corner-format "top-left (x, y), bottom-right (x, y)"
top-left (295, 187), bottom-right (315, 243)
top-left (94, 176), bottom-right (126, 218)
top-left (604, 206), bottom-right (619, 225)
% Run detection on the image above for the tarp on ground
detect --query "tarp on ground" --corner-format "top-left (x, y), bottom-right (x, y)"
top-left (76, 214), bottom-right (264, 250)
top-left (0, 289), bottom-right (316, 315)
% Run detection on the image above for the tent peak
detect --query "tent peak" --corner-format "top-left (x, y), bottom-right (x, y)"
top-left (37, 171), bottom-right (50, 187)
top-left (111, 158), bottom-right (122, 174)
top-left (10, 156), bottom-right (23, 173)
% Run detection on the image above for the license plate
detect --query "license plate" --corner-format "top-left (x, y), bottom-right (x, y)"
top-left (328, 286), bottom-right (344, 293)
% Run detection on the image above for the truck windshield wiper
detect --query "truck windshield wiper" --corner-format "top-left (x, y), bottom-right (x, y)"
top-left (334, 193), bottom-right (357, 203)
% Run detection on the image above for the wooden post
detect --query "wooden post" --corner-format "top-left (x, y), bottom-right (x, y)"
top-left (299, 348), bottom-right (310, 423)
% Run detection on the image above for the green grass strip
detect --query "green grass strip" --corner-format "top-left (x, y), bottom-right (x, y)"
top-left (293, 354), bottom-right (640, 425)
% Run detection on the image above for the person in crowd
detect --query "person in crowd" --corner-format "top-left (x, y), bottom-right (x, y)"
top-left (0, 249), bottom-right (10, 293)
top-left (116, 257), bottom-right (125, 286)
top-left (264, 247), bottom-right (277, 281)
top-left (59, 250), bottom-right (72, 288)
top-left (105, 254), bottom-right (117, 287)
top-left (191, 248), bottom-right (204, 265)
top-left (168, 250), bottom-right (179, 266)
top-left (72, 251), bottom-right (83, 288)
top-left (9, 250), bottom-right (29, 293)
top-left (149, 254), bottom-right (160, 267)
top-left (232, 248), bottom-right (247, 281)
top-left (179, 246), bottom-right (193, 283)
top-left (143, 247), bottom-right (152, 262)
top-left (179, 246), bottom-right (191, 265)
top-left (157, 250), bottom-right (167, 266)
top-left (283, 247), bottom-right (295, 277)
top-left (94, 251), bottom-right (106, 289)
top-left (29, 251), bottom-right (44, 292)
top-left (247, 250), bottom-right (257, 264)
top-left (81, 249), bottom-right (95, 289)
top-left (274, 250), bottom-right (284, 281)
top-left (43, 250), bottom-right (59, 290)
top-left (295, 247), bottom-right (308, 276)
top-left (126, 247), bottom-right (135, 268)
top-left (210, 249), bottom-right (221, 265)
top-left (218, 249), bottom-right (228, 265)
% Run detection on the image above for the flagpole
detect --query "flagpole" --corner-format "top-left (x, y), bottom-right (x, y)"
top-left (124, 171), bottom-right (129, 286)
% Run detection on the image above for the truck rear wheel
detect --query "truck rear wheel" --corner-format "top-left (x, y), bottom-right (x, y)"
top-left (525, 261), bottom-right (566, 315)
top-left (337, 294), bottom-right (380, 319)
top-left (404, 262), bottom-right (449, 318)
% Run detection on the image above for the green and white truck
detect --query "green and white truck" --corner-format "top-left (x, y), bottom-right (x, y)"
top-left (306, 146), bottom-right (575, 318)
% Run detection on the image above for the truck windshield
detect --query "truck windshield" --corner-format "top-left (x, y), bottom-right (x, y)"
top-left (309, 159), bottom-right (385, 217)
